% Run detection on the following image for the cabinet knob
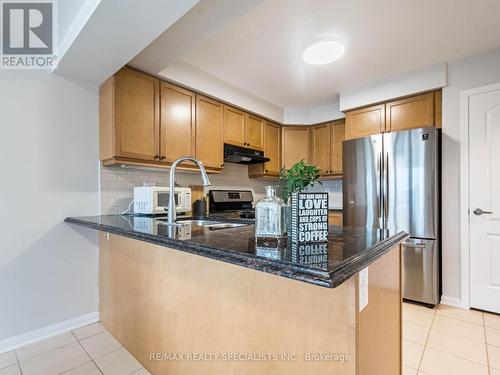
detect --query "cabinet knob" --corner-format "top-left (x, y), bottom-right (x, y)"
top-left (265, 169), bottom-right (268, 173)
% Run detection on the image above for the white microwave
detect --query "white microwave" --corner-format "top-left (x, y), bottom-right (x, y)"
top-left (133, 186), bottom-right (191, 215)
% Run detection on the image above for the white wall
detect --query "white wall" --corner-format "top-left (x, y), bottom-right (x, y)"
top-left (441, 47), bottom-right (500, 303)
top-left (0, 71), bottom-right (99, 343)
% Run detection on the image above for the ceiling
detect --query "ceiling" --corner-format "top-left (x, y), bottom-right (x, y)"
top-left (132, 0), bottom-right (500, 110)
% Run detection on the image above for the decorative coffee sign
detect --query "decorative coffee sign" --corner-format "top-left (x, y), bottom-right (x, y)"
top-left (291, 192), bottom-right (329, 243)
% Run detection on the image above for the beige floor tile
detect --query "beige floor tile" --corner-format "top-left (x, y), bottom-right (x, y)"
top-left (403, 321), bottom-right (430, 345)
top-left (403, 306), bottom-right (435, 328)
top-left (404, 302), bottom-right (436, 312)
top-left (73, 323), bottom-right (105, 341)
top-left (132, 369), bottom-right (151, 375)
top-left (426, 329), bottom-right (487, 364)
top-left (0, 364), bottom-right (21, 375)
top-left (487, 327), bottom-right (500, 347)
top-left (16, 332), bottom-right (76, 362)
top-left (419, 347), bottom-right (489, 375)
top-left (485, 313), bottom-right (500, 330)
top-left (0, 351), bottom-right (17, 369)
top-left (403, 365), bottom-right (418, 375)
top-left (20, 342), bottom-right (90, 375)
top-left (80, 331), bottom-right (121, 359)
top-left (61, 361), bottom-right (102, 374)
top-left (489, 345), bottom-right (500, 369)
top-left (431, 315), bottom-right (485, 343)
top-left (95, 347), bottom-right (142, 375)
top-left (435, 305), bottom-right (483, 325)
top-left (403, 339), bottom-right (424, 368)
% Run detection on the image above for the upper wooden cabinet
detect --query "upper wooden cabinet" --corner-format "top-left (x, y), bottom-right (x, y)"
top-left (100, 67), bottom-right (160, 162)
top-left (310, 120), bottom-right (345, 177)
top-left (281, 126), bottom-right (310, 169)
top-left (195, 95), bottom-right (224, 170)
top-left (160, 82), bottom-right (195, 163)
top-left (223, 106), bottom-right (264, 150)
top-left (344, 90), bottom-right (442, 140)
top-left (385, 92), bottom-right (434, 132)
top-left (345, 104), bottom-right (385, 140)
top-left (248, 121), bottom-right (281, 178)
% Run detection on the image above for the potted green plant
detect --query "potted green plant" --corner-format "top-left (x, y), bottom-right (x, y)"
top-left (277, 160), bottom-right (322, 233)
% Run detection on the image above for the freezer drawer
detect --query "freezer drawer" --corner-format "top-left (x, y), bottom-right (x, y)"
top-left (402, 238), bottom-right (439, 306)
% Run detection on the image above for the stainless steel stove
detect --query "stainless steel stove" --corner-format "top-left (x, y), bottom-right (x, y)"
top-left (208, 190), bottom-right (255, 220)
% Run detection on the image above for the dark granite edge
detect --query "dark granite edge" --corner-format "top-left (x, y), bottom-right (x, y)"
top-left (328, 231), bottom-right (409, 287)
top-left (64, 217), bottom-right (334, 288)
top-left (65, 217), bottom-right (407, 289)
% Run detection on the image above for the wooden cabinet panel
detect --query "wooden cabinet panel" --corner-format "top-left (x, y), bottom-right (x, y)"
top-left (223, 105), bottom-right (246, 147)
top-left (249, 121), bottom-right (281, 178)
top-left (434, 90), bottom-right (442, 129)
top-left (386, 92), bottom-right (434, 132)
top-left (331, 120), bottom-right (345, 175)
top-left (114, 68), bottom-right (160, 161)
top-left (246, 114), bottom-right (264, 150)
top-left (345, 104), bottom-right (385, 140)
top-left (160, 82), bottom-right (195, 163)
top-left (328, 212), bottom-right (343, 226)
top-left (281, 126), bottom-right (310, 169)
top-left (311, 123), bottom-right (331, 175)
top-left (195, 95), bottom-right (224, 169)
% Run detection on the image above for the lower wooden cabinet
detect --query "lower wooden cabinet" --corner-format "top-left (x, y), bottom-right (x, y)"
top-left (281, 126), bottom-right (310, 169)
top-left (248, 121), bottom-right (281, 178)
top-left (329, 212), bottom-right (343, 226)
top-left (195, 95), bottom-right (224, 170)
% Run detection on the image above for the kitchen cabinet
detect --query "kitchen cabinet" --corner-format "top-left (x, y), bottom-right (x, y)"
top-left (223, 105), bottom-right (264, 150)
top-left (100, 67), bottom-right (160, 162)
top-left (195, 95), bottom-right (224, 170)
top-left (345, 104), bottom-right (385, 140)
top-left (248, 121), bottom-right (281, 178)
top-left (328, 212), bottom-right (343, 226)
top-left (281, 126), bottom-right (310, 169)
top-left (310, 120), bottom-right (345, 177)
top-left (385, 92), bottom-right (434, 132)
top-left (160, 82), bottom-right (195, 163)
top-left (434, 90), bottom-right (442, 129)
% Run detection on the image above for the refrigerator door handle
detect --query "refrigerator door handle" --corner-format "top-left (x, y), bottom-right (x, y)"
top-left (383, 151), bottom-right (389, 226)
top-left (377, 151), bottom-right (383, 228)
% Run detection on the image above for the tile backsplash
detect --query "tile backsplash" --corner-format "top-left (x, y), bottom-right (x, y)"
top-left (100, 163), bottom-right (342, 214)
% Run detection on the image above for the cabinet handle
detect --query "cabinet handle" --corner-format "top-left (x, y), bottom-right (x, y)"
top-left (153, 154), bottom-right (159, 160)
top-left (265, 169), bottom-right (268, 173)
top-left (160, 155), bottom-right (166, 161)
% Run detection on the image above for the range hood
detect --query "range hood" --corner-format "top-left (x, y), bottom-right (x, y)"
top-left (223, 144), bottom-right (270, 164)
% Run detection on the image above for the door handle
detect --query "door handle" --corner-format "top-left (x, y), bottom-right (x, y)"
top-left (473, 208), bottom-right (493, 215)
top-left (402, 242), bottom-right (427, 249)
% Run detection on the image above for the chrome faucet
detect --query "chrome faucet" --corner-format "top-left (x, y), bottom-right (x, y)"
top-left (167, 157), bottom-right (211, 225)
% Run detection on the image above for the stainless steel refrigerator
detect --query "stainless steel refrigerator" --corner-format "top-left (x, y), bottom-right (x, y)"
top-left (343, 127), bottom-right (440, 306)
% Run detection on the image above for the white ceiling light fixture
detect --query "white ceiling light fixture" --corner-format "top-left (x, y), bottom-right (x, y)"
top-left (302, 40), bottom-right (345, 65)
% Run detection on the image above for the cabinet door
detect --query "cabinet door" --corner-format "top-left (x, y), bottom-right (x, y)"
top-left (114, 68), bottom-right (160, 161)
top-left (195, 95), bottom-right (224, 169)
top-left (310, 123), bottom-right (331, 175)
top-left (330, 120), bottom-right (345, 175)
top-left (345, 104), bottom-right (385, 140)
top-left (385, 92), bottom-right (434, 132)
top-left (223, 105), bottom-right (246, 147)
top-left (263, 121), bottom-right (281, 175)
top-left (160, 82), bottom-right (195, 163)
top-left (245, 114), bottom-right (264, 150)
top-left (328, 212), bottom-right (343, 226)
top-left (281, 126), bottom-right (310, 169)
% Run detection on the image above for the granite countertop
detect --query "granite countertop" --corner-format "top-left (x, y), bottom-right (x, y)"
top-left (65, 215), bottom-right (407, 288)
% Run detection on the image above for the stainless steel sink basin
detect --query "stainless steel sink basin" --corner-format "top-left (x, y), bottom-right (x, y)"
top-left (166, 219), bottom-right (250, 229)
top-left (205, 223), bottom-right (249, 229)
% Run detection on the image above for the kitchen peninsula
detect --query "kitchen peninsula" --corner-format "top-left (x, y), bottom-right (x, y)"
top-left (66, 215), bottom-right (407, 375)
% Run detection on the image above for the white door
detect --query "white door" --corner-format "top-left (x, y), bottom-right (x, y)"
top-left (469, 87), bottom-right (500, 313)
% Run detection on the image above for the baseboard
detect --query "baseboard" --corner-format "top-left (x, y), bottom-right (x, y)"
top-left (440, 295), bottom-right (463, 308)
top-left (0, 312), bottom-right (99, 354)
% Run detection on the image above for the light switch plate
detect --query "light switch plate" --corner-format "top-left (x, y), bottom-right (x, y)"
top-left (359, 267), bottom-right (369, 312)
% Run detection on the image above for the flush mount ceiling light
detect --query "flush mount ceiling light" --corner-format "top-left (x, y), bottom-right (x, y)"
top-left (302, 40), bottom-right (345, 65)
